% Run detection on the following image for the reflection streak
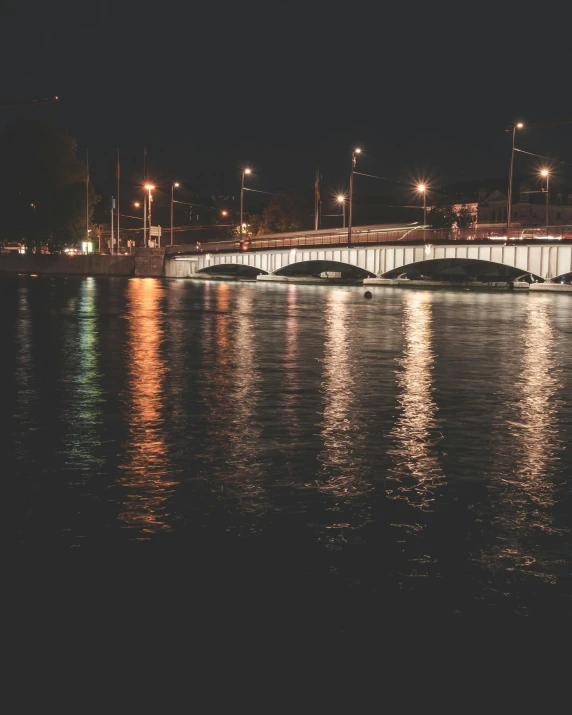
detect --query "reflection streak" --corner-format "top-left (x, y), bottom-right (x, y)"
top-left (387, 291), bottom-right (444, 511)
top-left (118, 279), bottom-right (177, 537)
top-left (318, 290), bottom-right (370, 544)
top-left (480, 297), bottom-right (564, 582)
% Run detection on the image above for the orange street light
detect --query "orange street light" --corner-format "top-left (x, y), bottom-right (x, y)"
top-left (540, 168), bottom-right (550, 226)
top-left (171, 182), bottom-right (180, 246)
top-left (348, 148), bottom-right (362, 245)
top-left (507, 121), bottom-right (524, 235)
top-left (336, 194), bottom-right (347, 228)
top-left (240, 168), bottom-right (252, 240)
top-left (417, 183), bottom-right (428, 226)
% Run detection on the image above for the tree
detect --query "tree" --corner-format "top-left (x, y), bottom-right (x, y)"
top-left (427, 204), bottom-right (458, 229)
top-left (0, 119), bottom-right (98, 251)
top-left (456, 204), bottom-right (476, 229)
top-left (243, 189), bottom-right (311, 236)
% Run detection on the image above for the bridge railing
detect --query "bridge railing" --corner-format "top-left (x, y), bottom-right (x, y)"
top-left (169, 224), bottom-right (572, 255)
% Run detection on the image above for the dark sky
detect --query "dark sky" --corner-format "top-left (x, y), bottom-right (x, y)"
top-left (3, 0), bottom-right (572, 205)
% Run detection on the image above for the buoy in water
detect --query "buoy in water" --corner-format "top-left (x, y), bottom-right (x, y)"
top-left (364, 291), bottom-right (372, 299)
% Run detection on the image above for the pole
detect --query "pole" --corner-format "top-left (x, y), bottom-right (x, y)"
top-left (348, 151), bottom-right (356, 246)
top-left (507, 126), bottom-right (516, 239)
top-left (171, 185), bottom-right (174, 246)
top-left (86, 149), bottom-right (89, 249)
top-left (116, 149), bottom-right (120, 254)
top-left (148, 187), bottom-right (152, 245)
top-left (546, 174), bottom-right (549, 227)
top-left (143, 193), bottom-right (147, 248)
top-left (342, 201), bottom-right (346, 228)
top-left (240, 171), bottom-right (245, 241)
top-left (423, 191), bottom-right (427, 227)
top-left (110, 197), bottom-right (114, 254)
top-left (314, 167), bottom-right (320, 231)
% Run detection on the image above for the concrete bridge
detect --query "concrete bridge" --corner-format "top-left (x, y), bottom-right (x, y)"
top-left (166, 236), bottom-right (572, 284)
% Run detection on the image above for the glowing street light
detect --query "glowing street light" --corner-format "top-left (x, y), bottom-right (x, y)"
top-left (144, 184), bottom-right (155, 247)
top-left (171, 182), bottom-right (180, 246)
top-left (348, 148), bottom-right (362, 246)
top-left (417, 183), bottom-right (428, 228)
top-left (337, 194), bottom-right (347, 228)
top-left (507, 121), bottom-right (524, 236)
top-left (240, 168), bottom-right (252, 242)
top-left (540, 168), bottom-right (550, 227)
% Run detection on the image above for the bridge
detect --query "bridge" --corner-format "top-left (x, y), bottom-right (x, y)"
top-left (164, 223), bottom-right (572, 285)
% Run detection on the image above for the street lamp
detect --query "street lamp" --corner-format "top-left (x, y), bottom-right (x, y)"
top-left (240, 168), bottom-right (251, 242)
top-left (348, 147), bottom-right (361, 246)
top-left (540, 168), bottom-right (550, 227)
top-left (337, 195), bottom-right (347, 228)
top-left (417, 183), bottom-right (428, 225)
top-left (507, 121), bottom-right (524, 238)
top-left (133, 202), bottom-right (143, 248)
top-left (144, 184), bottom-right (154, 247)
top-left (171, 182), bottom-right (180, 246)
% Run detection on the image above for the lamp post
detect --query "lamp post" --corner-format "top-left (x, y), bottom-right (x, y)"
top-left (507, 122), bottom-right (524, 238)
top-left (134, 202), bottom-right (143, 248)
top-left (144, 184), bottom-right (154, 247)
top-left (417, 183), bottom-right (428, 240)
top-left (337, 195), bottom-right (346, 228)
top-left (540, 168), bottom-right (550, 227)
top-left (417, 184), bottom-right (427, 227)
top-left (348, 147), bottom-right (361, 246)
top-left (240, 168), bottom-right (251, 242)
top-left (170, 182), bottom-right (180, 246)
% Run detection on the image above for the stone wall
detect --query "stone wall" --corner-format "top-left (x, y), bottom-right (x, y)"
top-left (164, 258), bottom-right (198, 278)
top-left (0, 253), bottom-right (135, 276)
top-left (134, 248), bottom-right (165, 277)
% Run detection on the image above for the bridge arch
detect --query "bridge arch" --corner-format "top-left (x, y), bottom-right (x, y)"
top-left (198, 263), bottom-right (268, 277)
top-left (381, 257), bottom-right (543, 282)
top-left (273, 259), bottom-right (375, 279)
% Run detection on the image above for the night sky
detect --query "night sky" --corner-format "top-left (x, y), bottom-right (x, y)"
top-left (3, 1), bottom-right (572, 203)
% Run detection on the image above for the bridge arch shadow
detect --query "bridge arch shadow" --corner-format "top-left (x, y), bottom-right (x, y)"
top-left (381, 258), bottom-right (543, 282)
top-left (198, 264), bottom-right (268, 277)
top-left (274, 259), bottom-right (375, 279)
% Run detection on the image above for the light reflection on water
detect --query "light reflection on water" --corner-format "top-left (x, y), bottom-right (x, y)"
top-left (14, 286), bottom-right (36, 457)
top-left (478, 296), bottom-right (566, 585)
top-left (118, 278), bottom-right (178, 538)
top-left (387, 291), bottom-right (444, 511)
top-left (59, 277), bottom-right (104, 479)
top-left (317, 289), bottom-right (371, 547)
top-left (4, 277), bottom-right (572, 614)
top-left (200, 284), bottom-right (268, 528)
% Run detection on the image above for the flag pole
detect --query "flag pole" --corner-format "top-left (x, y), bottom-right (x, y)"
top-left (314, 167), bottom-right (320, 231)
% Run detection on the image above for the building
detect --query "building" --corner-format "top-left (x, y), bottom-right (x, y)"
top-left (443, 178), bottom-right (572, 227)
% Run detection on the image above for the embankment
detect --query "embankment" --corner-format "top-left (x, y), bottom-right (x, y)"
top-left (0, 248), bottom-right (166, 278)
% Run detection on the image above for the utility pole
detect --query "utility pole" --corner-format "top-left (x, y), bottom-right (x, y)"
top-left (117, 149), bottom-right (120, 254)
top-left (86, 149), bottom-right (89, 249)
top-left (143, 193), bottom-right (147, 248)
top-left (507, 122), bottom-right (523, 238)
top-left (110, 197), bottom-right (115, 254)
top-left (314, 167), bottom-right (320, 231)
top-left (348, 147), bottom-right (361, 246)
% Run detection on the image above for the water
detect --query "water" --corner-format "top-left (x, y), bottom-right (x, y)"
top-left (1, 275), bottom-right (571, 619)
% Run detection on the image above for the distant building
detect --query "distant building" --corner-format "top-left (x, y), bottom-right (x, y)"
top-left (442, 178), bottom-right (572, 227)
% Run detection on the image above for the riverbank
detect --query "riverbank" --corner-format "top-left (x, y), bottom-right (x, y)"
top-left (0, 247), bottom-right (165, 278)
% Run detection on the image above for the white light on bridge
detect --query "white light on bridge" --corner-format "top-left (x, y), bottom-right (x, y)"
top-left (290, 248), bottom-right (297, 256)
top-left (425, 244), bottom-right (432, 255)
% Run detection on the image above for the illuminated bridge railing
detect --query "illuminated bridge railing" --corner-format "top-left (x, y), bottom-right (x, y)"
top-left (168, 224), bottom-right (572, 255)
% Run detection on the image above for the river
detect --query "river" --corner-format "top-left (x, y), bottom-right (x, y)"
top-left (1, 275), bottom-right (571, 619)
